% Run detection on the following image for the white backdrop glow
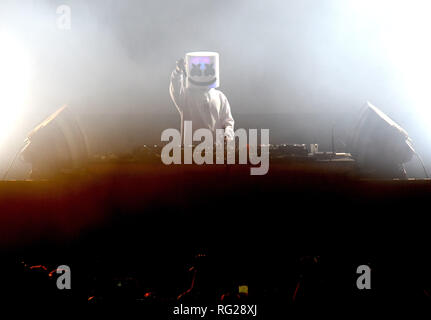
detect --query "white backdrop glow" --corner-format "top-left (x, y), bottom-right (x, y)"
top-left (0, 31), bottom-right (33, 149)
top-left (346, 0), bottom-right (431, 137)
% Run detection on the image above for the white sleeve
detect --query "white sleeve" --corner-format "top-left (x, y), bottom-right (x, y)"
top-left (220, 92), bottom-right (235, 140)
top-left (169, 69), bottom-right (185, 112)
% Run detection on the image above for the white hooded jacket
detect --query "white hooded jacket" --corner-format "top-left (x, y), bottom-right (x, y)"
top-left (169, 68), bottom-right (235, 141)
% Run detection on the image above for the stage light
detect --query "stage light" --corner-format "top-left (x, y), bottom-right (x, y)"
top-left (0, 31), bottom-right (33, 148)
top-left (349, 102), bottom-right (415, 178)
top-left (21, 105), bottom-right (89, 179)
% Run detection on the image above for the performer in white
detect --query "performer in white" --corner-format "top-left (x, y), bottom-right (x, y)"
top-left (169, 51), bottom-right (235, 142)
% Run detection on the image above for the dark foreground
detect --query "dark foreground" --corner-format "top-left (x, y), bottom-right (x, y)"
top-left (0, 158), bottom-right (430, 314)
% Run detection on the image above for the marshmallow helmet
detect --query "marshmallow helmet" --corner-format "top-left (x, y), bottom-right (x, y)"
top-left (185, 51), bottom-right (219, 89)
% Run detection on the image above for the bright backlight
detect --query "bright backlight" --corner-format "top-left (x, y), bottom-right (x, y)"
top-left (350, 0), bottom-right (431, 134)
top-left (0, 32), bottom-right (32, 148)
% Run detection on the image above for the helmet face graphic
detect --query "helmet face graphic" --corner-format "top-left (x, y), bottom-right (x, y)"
top-left (185, 52), bottom-right (219, 89)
